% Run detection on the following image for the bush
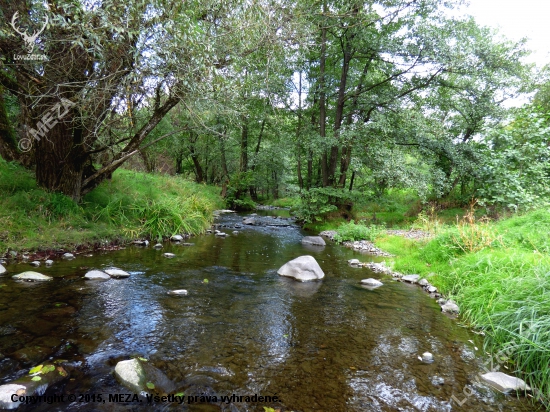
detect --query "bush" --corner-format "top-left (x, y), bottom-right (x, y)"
top-left (294, 187), bottom-right (355, 223)
top-left (333, 220), bottom-right (385, 242)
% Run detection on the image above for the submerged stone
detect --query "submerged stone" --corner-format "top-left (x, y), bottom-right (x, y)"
top-left (301, 236), bottom-right (326, 246)
top-left (0, 264), bottom-right (6, 275)
top-left (104, 269), bottom-right (130, 279)
top-left (360, 278), bottom-right (383, 288)
top-left (168, 289), bottom-right (188, 295)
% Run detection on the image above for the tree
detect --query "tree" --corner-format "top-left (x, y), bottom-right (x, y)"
top-left (0, 0), bottom-right (292, 201)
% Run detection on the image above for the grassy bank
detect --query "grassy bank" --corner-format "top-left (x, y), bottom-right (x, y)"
top-left (0, 159), bottom-right (224, 255)
top-left (368, 209), bottom-right (550, 406)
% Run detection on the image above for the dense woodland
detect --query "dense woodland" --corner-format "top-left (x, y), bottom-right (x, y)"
top-left (0, 0), bottom-right (549, 216)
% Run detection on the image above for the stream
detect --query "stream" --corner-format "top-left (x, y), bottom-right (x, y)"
top-left (0, 210), bottom-right (538, 411)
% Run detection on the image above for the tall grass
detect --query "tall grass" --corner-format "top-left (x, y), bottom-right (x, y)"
top-left (0, 159), bottom-right (224, 253)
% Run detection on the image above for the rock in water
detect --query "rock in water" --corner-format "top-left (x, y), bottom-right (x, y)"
top-left (360, 278), bottom-right (383, 287)
top-left (163, 253), bottom-right (176, 258)
top-left (401, 274), bottom-right (420, 283)
top-left (29, 261), bottom-right (40, 267)
top-left (0, 384), bottom-right (26, 409)
top-left (114, 358), bottom-right (176, 394)
top-left (153, 243), bottom-right (163, 249)
top-left (62, 253), bottom-right (74, 260)
top-left (421, 352), bottom-right (434, 362)
top-left (0, 363), bottom-right (68, 409)
top-left (242, 217), bottom-right (256, 225)
top-left (348, 259), bottom-right (361, 266)
top-left (45, 260), bottom-right (54, 266)
top-left (171, 235), bottom-right (183, 242)
top-left (104, 269), bottom-right (131, 279)
top-left (12, 271), bottom-right (52, 281)
top-left (84, 270), bottom-right (110, 280)
top-left (0, 264), bottom-right (6, 275)
top-left (168, 289), bottom-right (188, 295)
top-left (277, 255), bottom-right (325, 282)
top-left (441, 300), bottom-right (460, 314)
top-left (481, 372), bottom-right (531, 393)
top-left (301, 236), bottom-right (326, 246)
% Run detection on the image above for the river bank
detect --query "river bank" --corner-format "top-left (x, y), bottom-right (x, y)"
top-left (0, 159), bottom-right (224, 258)
top-left (323, 209), bottom-right (550, 409)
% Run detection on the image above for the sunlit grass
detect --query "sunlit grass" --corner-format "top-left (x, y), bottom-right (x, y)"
top-left (0, 159), bottom-right (224, 253)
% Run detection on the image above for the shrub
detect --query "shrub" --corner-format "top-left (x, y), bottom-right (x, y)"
top-left (333, 220), bottom-right (385, 242)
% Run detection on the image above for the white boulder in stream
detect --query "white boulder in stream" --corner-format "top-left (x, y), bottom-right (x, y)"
top-left (441, 300), bottom-right (460, 314)
top-left (243, 217), bottom-right (256, 225)
top-left (360, 278), bottom-right (383, 288)
top-left (12, 271), bottom-right (52, 281)
top-left (104, 269), bottom-right (131, 279)
top-left (168, 289), bottom-right (188, 295)
top-left (481, 372), bottom-right (530, 393)
top-left (301, 236), bottom-right (326, 246)
top-left (348, 259), bottom-right (361, 266)
top-left (401, 274), bottom-right (420, 283)
top-left (277, 255), bottom-right (325, 282)
top-left (114, 358), bottom-right (176, 394)
top-left (84, 270), bottom-right (110, 280)
top-left (0, 264), bottom-right (6, 275)
top-left (62, 253), bottom-right (74, 260)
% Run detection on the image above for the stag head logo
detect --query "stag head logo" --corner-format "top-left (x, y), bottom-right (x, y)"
top-left (10, 11), bottom-right (48, 54)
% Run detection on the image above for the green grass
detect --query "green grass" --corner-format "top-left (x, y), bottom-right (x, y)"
top-left (0, 159), bottom-right (224, 254)
top-left (372, 208), bottom-right (550, 407)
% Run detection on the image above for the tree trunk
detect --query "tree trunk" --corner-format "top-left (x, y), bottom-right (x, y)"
top-left (0, 88), bottom-right (21, 163)
top-left (240, 115), bottom-right (248, 173)
top-left (188, 131), bottom-right (205, 183)
top-left (319, 0), bottom-right (328, 187)
top-left (139, 148), bottom-right (156, 173)
top-left (296, 71), bottom-right (304, 191)
top-left (329, 35), bottom-right (353, 185)
top-left (34, 117), bottom-right (90, 202)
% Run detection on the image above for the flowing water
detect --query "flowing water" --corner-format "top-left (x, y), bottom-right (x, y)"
top-left (0, 211), bottom-right (538, 411)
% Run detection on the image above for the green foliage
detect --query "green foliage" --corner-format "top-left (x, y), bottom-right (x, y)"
top-left (294, 187), bottom-right (353, 223)
top-left (477, 109), bottom-right (550, 211)
top-left (333, 220), bottom-right (384, 242)
top-left (225, 172), bottom-right (256, 211)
